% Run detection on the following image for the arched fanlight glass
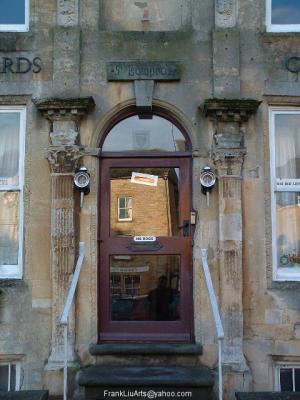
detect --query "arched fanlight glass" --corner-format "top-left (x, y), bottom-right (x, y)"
top-left (102, 115), bottom-right (188, 152)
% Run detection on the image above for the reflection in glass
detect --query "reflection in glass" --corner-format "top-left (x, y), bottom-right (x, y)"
top-left (110, 255), bottom-right (180, 321)
top-left (272, 0), bottom-right (300, 25)
top-left (0, 365), bottom-right (9, 391)
top-left (276, 192), bottom-right (300, 269)
top-left (0, 192), bottom-right (19, 266)
top-left (110, 168), bottom-right (180, 237)
top-left (0, 113), bottom-right (20, 187)
top-left (0, 0), bottom-right (25, 25)
top-left (103, 115), bottom-right (187, 152)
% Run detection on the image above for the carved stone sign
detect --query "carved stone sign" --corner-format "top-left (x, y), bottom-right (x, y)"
top-left (107, 61), bottom-right (181, 81)
top-left (0, 57), bottom-right (42, 74)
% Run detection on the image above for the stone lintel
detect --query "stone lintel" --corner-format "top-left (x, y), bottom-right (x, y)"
top-left (201, 98), bottom-right (261, 122)
top-left (33, 96), bottom-right (95, 121)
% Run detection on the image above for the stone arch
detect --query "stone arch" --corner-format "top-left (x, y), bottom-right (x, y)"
top-left (90, 99), bottom-right (197, 151)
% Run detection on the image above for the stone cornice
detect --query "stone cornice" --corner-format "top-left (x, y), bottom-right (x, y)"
top-left (201, 98), bottom-right (261, 122)
top-left (33, 96), bottom-right (95, 121)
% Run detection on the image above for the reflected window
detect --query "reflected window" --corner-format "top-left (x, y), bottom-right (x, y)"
top-left (0, 0), bottom-right (29, 32)
top-left (267, 0), bottom-right (300, 31)
top-left (270, 109), bottom-right (300, 281)
top-left (110, 255), bottom-right (180, 321)
top-left (102, 115), bottom-right (188, 152)
top-left (118, 197), bottom-right (133, 221)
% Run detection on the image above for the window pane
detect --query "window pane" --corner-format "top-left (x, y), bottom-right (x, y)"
top-left (280, 368), bottom-right (293, 391)
top-left (272, 0), bottom-right (300, 25)
top-left (275, 114), bottom-right (300, 180)
top-left (276, 193), bottom-right (300, 270)
top-left (0, 113), bottom-right (20, 186)
top-left (295, 369), bottom-right (300, 391)
top-left (0, 192), bottom-right (19, 266)
top-left (103, 115), bottom-right (187, 152)
top-left (110, 255), bottom-right (180, 321)
top-left (10, 365), bottom-right (16, 391)
top-left (0, 0), bottom-right (25, 25)
top-left (111, 168), bottom-right (180, 237)
top-left (0, 365), bottom-right (9, 391)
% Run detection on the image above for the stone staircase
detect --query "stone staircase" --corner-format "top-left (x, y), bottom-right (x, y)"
top-left (75, 344), bottom-right (215, 400)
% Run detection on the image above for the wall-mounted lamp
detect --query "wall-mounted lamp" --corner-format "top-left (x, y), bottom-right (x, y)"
top-left (74, 166), bottom-right (90, 208)
top-left (200, 165), bottom-right (216, 207)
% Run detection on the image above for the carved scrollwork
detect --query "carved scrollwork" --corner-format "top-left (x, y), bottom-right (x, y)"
top-left (212, 148), bottom-right (246, 177)
top-left (46, 145), bottom-right (86, 173)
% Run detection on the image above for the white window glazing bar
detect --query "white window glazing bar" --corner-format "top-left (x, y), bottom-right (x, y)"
top-left (8, 363), bottom-right (11, 392)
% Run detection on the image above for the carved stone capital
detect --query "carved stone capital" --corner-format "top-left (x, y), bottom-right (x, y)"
top-left (202, 98), bottom-right (261, 123)
top-left (33, 97), bottom-right (95, 121)
top-left (212, 148), bottom-right (246, 177)
top-left (46, 145), bottom-right (86, 173)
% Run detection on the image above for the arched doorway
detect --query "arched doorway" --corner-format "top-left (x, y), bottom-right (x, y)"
top-left (98, 108), bottom-right (194, 342)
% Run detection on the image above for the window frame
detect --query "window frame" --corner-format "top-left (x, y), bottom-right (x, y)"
top-left (275, 363), bottom-right (300, 391)
top-left (269, 107), bottom-right (300, 281)
top-left (0, 361), bottom-right (21, 391)
top-left (0, 107), bottom-right (26, 280)
top-left (266, 0), bottom-right (300, 32)
top-left (117, 196), bottom-right (133, 222)
top-left (0, 0), bottom-right (29, 32)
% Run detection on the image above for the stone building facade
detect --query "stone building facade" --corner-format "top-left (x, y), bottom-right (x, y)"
top-left (0, 0), bottom-right (300, 399)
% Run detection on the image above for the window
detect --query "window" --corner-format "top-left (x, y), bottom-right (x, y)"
top-left (276, 364), bottom-right (300, 391)
top-left (124, 275), bottom-right (140, 297)
top-left (0, 362), bottom-right (20, 392)
top-left (267, 0), bottom-right (300, 32)
top-left (0, 107), bottom-right (25, 279)
top-left (270, 108), bottom-right (300, 281)
top-left (118, 197), bottom-right (132, 221)
top-left (0, 0), bottom-right (29, 32)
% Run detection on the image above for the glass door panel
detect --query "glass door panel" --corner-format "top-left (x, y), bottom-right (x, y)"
top-left (110, 168), bottom-right (180, 237)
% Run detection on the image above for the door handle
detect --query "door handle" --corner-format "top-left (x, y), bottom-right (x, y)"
top-left (178, 220), bottom-right (190, 237)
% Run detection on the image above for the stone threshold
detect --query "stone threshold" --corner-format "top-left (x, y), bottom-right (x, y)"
top-left (78, 365), bottom-right (213, 387)
top-left (89, 343), bottom-right (203, 356)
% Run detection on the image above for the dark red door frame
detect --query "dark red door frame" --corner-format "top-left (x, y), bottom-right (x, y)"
top-left (98, 157), bottom-right (193, 342)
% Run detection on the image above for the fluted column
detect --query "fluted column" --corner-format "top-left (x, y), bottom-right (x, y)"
top-left (34, 97), bottom-right (95, 369)
top-left (212, 148), bottom-right (247, 371)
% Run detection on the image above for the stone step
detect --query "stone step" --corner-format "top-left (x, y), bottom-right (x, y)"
top-left (236, 393), bottom-right (300, 400)
top-left (88, 343), bottom-right (203, 366)
top-left (0, 391), bottom-right (48, 399)
top-left (77, 365), bottom-right (215, 400)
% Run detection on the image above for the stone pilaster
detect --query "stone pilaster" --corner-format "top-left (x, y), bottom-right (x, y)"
top-left (202, 98), bottom-right (260, 398)
top-left (33, 98), bottom-right (95, 371)
top-left (212, 148), bottom-right (247, 371)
